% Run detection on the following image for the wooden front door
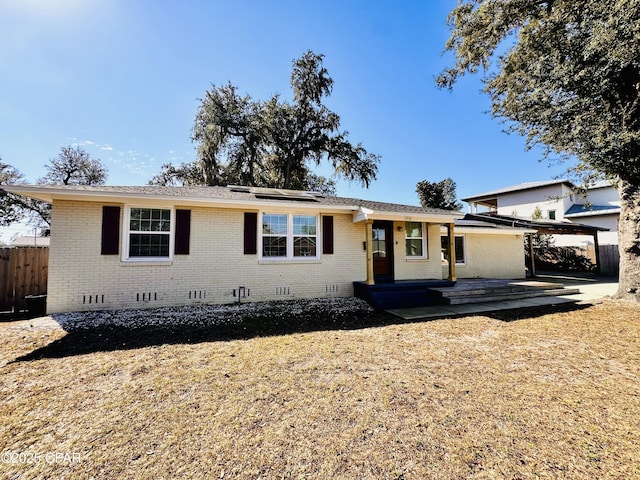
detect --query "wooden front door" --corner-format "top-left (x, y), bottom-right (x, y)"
top-left (372, 221), bottom-right (394, 283)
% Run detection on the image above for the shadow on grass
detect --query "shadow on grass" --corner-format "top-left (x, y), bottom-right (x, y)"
top-left (13, 301), bottom-right (593, 362)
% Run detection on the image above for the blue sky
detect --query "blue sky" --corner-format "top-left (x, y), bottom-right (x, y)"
top-left (1, 0), bottom-right (570, 240)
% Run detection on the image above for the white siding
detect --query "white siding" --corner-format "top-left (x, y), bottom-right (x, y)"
top-left (496, 184), bottom-right (573, 220)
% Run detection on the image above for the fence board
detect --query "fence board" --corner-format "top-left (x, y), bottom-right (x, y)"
top-left (599, 245), bottom-right (620, 276)
top-left (0, 248), bottom-right (12, 310)
top-left (0, 247), bottom-right (49, 312)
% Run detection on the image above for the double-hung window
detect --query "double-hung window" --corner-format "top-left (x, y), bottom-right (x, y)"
top-left (293, 215), bottom-right (317, 257)
top-left (262, 214), bottom-right (288, 257)
top-left (405, 221), bottom-right (426, 258)
top-left (127, 207), bottom-right (172, 259)
top-left (262, 213), bottom-right (318, 259)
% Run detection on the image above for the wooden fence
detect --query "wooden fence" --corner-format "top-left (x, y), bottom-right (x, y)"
top-left (0, 247), bottom-right (49, 313)
top-left (592, 244), bottom-right (620, 276)
top-left (533, 244), bottom-right (619, 276)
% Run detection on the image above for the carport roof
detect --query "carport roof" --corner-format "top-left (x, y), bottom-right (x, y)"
top-left (463, 212), bottom-right (608, 235)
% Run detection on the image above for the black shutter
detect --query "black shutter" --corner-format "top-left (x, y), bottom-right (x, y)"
top-left (322, 215), bottom-right (334, 254)
top-left (175, 209), bottom-right (191, 254)
top-left (244, 212), bottom-right (258, 254)
top-left (101, 206), bottom-right (121, 255)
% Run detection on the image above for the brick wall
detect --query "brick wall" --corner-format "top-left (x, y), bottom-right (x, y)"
top-left (443, 232), bottom-right (527, 279)
top-left (47, 201), bottom-right (370, 313)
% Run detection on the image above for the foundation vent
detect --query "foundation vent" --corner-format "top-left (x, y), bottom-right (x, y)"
top-left (188, 290), bottom-right (207, 300)
top-left (233, 286), bottom-right (250, 304)
top-left (325, 284), bottom-right (339, 294)
top-left (137, 292), bottom-right (158, 302)
top-left (83, 294), bottom-right (105, 305)
top-left (275, 287), bottom-right (291, 295)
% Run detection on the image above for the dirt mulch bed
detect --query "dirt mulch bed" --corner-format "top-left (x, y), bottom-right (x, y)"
top-left (1, 299), bottom-right (639, 479)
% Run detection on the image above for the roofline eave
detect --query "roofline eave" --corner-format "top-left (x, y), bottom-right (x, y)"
top-left (353, 206), bottom-right (462, 224)
top-left (1, 185), bottom-right (359, 213)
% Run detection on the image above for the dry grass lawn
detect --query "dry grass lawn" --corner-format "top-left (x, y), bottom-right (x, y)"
top-left (1, 300), bottom-right (639, 479)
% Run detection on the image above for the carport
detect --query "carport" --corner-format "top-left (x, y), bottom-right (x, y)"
top-left (463, 213), bottom-right (609, 275)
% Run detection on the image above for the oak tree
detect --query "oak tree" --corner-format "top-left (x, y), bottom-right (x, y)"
top-left (0, 159), bottom-right (26, 226)
top-left (416, 177), bottom-right (462, 210)
top-left (158, 51), bottom-right (379, 192)
top-left (0, 147), bottom-right (108, 232)
top-left (438, 0), bottom-right (640, 300)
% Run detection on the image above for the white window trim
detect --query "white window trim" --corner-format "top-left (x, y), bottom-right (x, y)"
top-left (441, 234), bottom-right (466, 266)
top-left (122, 206), bottom-right (175, 262)
top-left (259, 212), bottom-right (320, 262)
top-left (405, 221), bottom-right (428, 260)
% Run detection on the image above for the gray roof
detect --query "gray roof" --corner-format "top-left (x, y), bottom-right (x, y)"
top-left (2, 184), bottom-right (463, 218)
top-left (587, 179), bottom-right (618, 190)
top-left (463, 178), bottom-right (618, 202)
top-left (461, 180), bottom-right (573, 202)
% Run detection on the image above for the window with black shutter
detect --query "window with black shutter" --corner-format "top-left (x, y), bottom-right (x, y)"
top-left (101, 206), bottom-right (121, 255)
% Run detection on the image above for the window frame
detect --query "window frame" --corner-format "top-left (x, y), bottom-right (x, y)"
top-left (259, 212), bottom-right (320, 261)
top-left (441, 234), bottom-right (466, 265)
top-left (405, 221), bottom-right (428, 259)
top-left (122, 206), bottom-right (175, 262)
top-left (548, 210), bottom-right (556, 220)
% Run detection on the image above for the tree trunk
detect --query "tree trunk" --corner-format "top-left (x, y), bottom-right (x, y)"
top-left (616, 179), bottom-right (640, 301)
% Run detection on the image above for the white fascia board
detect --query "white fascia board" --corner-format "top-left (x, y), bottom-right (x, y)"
top-left (353, 206), bottom-right (461, 223)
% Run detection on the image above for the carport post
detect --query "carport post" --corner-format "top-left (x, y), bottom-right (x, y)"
top-left (528, 232), bottom-right (536, 277)
top-left (593, 232), bottom-right (601, 274)
top-left (447, 223), bottom-right (456, 282)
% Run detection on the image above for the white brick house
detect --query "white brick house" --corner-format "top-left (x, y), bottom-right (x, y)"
top-left (3, 184), bottom-right (534, 313)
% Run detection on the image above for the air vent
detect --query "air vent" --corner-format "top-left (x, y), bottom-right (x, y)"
top-left (188, 290), bottom-right (206, 300)
top-left (276, 287), bottom-right (291, 295)
top-left (83, 294), bottom-right (105, 305)
top-left (325, 284), bottom-right (339, 294)
top-left (137, 292), bottom-right (158, 302)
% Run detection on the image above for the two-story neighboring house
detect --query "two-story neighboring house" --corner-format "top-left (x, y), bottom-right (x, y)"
top-left (462, 179), bottom-right (620, 246)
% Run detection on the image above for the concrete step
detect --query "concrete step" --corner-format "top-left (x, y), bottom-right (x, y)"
top-left (440, 282), bottom-right (563, 297)
top-left (445, 287), bottom-right (581, 305)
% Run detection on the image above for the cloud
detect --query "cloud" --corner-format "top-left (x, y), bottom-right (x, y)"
top-left (66, 137), bottom-right (192, 183)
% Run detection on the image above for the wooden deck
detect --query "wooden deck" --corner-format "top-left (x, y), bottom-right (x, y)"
top-left (354, 278), bottom-right (579, 310)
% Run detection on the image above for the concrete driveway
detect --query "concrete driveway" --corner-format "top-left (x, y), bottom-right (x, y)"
top-left (532, 272), bottom-right (619, 302)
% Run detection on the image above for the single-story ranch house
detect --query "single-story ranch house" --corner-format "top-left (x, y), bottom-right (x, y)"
top-left (3, 184), bottom-right (534, 314)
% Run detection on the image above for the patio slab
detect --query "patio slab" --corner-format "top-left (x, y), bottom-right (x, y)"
top-left (387, 295), bottom-right (576, 321)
